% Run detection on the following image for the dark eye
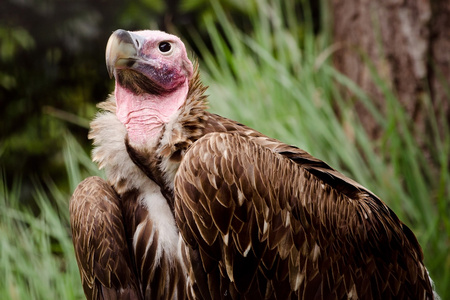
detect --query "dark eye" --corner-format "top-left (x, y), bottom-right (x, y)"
top-left (158, 41), bottom-right (172, 53)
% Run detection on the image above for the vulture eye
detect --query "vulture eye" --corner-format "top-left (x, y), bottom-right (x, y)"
top-left (158, 41), bottom-right (172, 54)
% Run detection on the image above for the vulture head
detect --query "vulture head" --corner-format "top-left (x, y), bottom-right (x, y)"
top-left (105, 29), bottom-right (194, 144)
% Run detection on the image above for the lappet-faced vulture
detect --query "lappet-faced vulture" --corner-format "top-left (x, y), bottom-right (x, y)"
top-left (69, 29), bottom-right (439, 300)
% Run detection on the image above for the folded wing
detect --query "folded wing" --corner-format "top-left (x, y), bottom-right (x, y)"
top-left (70, 176), bottom-right (142, 300)
top-left (174, 132), bottom-right (433, 300)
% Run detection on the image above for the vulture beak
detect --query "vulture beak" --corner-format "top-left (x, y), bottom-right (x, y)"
top-left (105, 29), bottom-right (145, 79)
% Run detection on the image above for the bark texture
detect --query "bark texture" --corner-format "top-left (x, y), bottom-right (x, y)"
top-left (331, 0), bottom-right (449, 140)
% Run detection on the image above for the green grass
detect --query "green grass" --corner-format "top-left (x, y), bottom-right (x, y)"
top-left (0, 135), bottom-right (102, 299)
top-left (0, 0), bottom-right (448, 299)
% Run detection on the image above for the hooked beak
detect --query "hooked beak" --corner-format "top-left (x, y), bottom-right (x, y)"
top-left (105, 29), bottom-right (144, 78)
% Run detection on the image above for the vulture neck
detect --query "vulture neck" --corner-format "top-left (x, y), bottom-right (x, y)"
top-left (89, 65), bottom-right (208, 195)
top-left (115, 80), bottom-right (189, 145)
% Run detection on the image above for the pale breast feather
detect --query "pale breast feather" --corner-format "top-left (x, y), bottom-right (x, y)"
top-left (78, 99), bottom-right (192, 299)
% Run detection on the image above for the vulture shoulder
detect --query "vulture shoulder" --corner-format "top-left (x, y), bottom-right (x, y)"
top-left (70, 176), bottom-right (142, 300)
top-left (174, 132), bottom-right (433, 300)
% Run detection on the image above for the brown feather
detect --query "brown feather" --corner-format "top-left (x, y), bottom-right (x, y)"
top-left (174, 131), bottom-right (435, 299)
top-left (70, 176), bottom-right (142, 300)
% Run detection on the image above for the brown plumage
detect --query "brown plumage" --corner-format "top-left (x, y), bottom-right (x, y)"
top-left (69, 29), bottom-right (438, 299)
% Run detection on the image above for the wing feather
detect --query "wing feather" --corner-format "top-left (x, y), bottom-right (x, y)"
top-left (174, 132), bottom-right (434, 299)
top-left (70, 176), bottom-right (142, 300)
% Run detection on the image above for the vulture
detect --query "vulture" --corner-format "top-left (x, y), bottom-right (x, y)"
top-left (70, 29), bottom-right (438, 300)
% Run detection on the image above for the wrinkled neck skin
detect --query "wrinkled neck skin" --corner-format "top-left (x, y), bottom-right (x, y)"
top-left (115, 80), bottom-right (189, 145)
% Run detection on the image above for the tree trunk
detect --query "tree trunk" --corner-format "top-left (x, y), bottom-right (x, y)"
top-left (331, 0), bottom-right (449, 141)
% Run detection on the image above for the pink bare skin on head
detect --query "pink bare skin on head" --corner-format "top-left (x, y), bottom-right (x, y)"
top-left (107, 30), bottom-right (193, 145)
top-left (115, 81), bottom-right (189, 145)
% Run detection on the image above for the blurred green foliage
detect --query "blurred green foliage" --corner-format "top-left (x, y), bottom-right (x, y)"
top-left (1, 1), bottom-right (119, 195)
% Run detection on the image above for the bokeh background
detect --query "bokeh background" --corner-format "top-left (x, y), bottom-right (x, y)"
top-left (1, 0), bottom-right (449, 299)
